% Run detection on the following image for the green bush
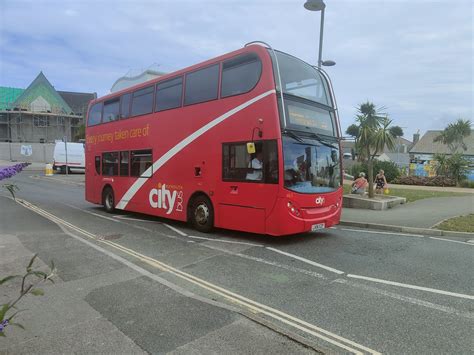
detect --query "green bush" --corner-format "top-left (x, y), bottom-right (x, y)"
top-left (459, 180), bottom-right (474, 188)
top-left (349, 160), bottom-right (401, 182)
top-left (392, 175), bottom-right (456, 186)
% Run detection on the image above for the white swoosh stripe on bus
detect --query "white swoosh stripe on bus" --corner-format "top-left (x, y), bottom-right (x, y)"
top-left (116, 89), bottom-right (276, 210)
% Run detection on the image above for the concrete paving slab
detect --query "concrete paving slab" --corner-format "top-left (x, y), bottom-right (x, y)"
top-left (168, 317), bottom-right (315, 355)
top-left (2, 317), bottom-right (145, 355)
top-left (16, 232), bottom-right (126, 282)
top-left (85, 276), bottom-right (237, 354)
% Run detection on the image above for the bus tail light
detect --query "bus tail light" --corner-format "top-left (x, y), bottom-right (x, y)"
top-left (287, 201), bottom-right (301, 217)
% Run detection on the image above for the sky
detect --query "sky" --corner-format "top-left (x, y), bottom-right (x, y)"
top-left (0, 0), bottom-right (472, 140)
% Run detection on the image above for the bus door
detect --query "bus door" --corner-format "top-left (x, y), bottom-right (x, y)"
top-left (86, 153), bottom-right (103, 203)
top-left (217, 140), bottom-right (279, 234)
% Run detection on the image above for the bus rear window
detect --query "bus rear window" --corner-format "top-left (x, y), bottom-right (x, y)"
top-left (88, 103), bottom-right (102, 126)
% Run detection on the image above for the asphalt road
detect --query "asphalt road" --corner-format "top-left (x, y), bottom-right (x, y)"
top-left (1, 172), bottom-right (473, 354)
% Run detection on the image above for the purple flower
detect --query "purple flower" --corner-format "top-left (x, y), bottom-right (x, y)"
top-left (0, 319), bottom-right (8, 332)
top-left (0, 163), bottom-right (27, 181)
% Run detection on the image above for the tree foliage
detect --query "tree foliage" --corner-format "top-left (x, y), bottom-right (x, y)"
top-left (433, 119), bottom-right (472, 153)
top-left (446, 153), bottom-right (470, 184)
top-left (345, 124), bottom-right (359, 138)
top-left (433, 152), bottom-right (470, 184)
top-left (389, 125), bottom-right (404, 138)
top-left (74, 124), bottom-right (85, 142)
top-left (352, 101), bottom-right (396, 197)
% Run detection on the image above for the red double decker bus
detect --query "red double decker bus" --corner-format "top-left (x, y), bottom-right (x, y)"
top-left (85, 42), bottom-right (343, 236)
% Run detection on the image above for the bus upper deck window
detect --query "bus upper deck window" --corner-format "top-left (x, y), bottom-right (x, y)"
top-left (221, 53), bottom-right (262, 98)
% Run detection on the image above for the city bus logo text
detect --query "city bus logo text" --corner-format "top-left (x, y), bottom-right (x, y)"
top-left (149, 183), bottom-right (183, 214)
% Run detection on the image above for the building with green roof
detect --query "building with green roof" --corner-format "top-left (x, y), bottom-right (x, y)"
top-left (0, 87), bottom-right (25, 110)
top-left (0, 72), bottom-right (96, 142)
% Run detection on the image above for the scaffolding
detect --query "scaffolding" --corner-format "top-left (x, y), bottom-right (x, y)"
top-left (0, 100), bottom-right (86, 143)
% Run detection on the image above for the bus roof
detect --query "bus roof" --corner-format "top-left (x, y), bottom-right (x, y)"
top-left (90, 43), bottom-right (271, 106)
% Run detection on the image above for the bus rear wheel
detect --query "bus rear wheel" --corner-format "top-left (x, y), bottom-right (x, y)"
top-left (191, 195), bottom-right (214, 233)
top-left (103, 187), bottom-right (115, 213)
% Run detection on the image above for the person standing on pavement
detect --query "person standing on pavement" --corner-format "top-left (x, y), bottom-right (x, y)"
top-left (375, 169), bottom-right (387, 194)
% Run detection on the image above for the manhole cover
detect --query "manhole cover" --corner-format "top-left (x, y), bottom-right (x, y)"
top-left (99, 234), bottom-right (122, 241)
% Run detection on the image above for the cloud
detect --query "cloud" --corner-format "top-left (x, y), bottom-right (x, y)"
top-left (0, 0), bottom-right (471, 138)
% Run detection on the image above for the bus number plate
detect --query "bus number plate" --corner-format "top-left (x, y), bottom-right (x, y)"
top-left (311, 223), bottom-right (325, 231)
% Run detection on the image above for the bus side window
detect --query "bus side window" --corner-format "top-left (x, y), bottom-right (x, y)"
top-left (131, 150), bottom-right (152, 177)
top-left (184, 64), bottom-right (219, 106)
top-left (120, 151), bottom-right (129, 176)
top-left (102, 152), bottom-right (119, 176)
top-left (264, 140), bottom-right (279, 184)
top-left (221, 53), bottom-right (262, 98)
top-left (131, 86), bottom-right (154, 117)
top-left (155, 77), bottom-right (183, 112)
top-left (222, 142), bottom-right (264, 182)
top-left (95, 156), bottom-right (101, 175)
top-left (87, 102), bottom-right (103, 126)
top-left (103, 98), bottom-right (120, 123)
top-left (120, 93), bottom-right (131, 119)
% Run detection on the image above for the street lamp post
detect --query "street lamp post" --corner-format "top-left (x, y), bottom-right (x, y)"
top-left (304, 0), bottom-right (333, 68)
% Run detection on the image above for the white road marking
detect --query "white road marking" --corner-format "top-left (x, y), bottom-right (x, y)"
top-left (429, 237), bottom-right (474, 245)
top-left (62, 203), bottom-right (120, 222)
top-left (337, 228), bottom-right (424, 238)
top-left (112, 215), bottom-right (158, 223)
top-left (266, 247), bottom-right (345, 275)
top-left (334, 279), bottom-right (474, 320)
top-left (18, 199), bottom-right (377, 355)
top-left (163, 223), bottom-right (188, 236)
top-left (347, 274), bottom-right (474, 300)
top-left (188, 235), bottom-right (263, 247)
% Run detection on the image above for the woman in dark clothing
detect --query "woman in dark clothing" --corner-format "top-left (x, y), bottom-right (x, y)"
top-left (375, 170), bottom-right (387, 194)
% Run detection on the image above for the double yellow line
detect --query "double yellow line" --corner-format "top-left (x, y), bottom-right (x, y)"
top-left (17, 198), bottom-right (380, 355)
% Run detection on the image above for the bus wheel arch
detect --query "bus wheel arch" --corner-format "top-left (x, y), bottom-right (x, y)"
top-left (188, 192), bottom-right (214, 233)
top-left (102, 185), bottom-right (115, 213)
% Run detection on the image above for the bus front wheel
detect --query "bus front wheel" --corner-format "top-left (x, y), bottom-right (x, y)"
top-left (191, 195), bottom-right (214, 233)
top-left (103, 187), bottom-right (115, 213)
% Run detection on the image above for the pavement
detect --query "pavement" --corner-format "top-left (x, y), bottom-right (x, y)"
top-left (341, 195), bottom-right (473, 230)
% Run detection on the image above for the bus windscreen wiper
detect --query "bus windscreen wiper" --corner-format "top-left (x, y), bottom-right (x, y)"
top-left (284, 130), bottom-right (305, 144)
top-left (305, 132), bottom-right (338, 150)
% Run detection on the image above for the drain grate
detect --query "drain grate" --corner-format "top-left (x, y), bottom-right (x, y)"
top-left (99, 234), bottom-right (123, 241)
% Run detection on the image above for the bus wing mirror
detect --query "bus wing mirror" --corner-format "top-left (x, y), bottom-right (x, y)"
top-left (247, 142), bottom-right (256, 154)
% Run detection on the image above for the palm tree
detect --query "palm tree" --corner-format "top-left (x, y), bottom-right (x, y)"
top-left (354, 102), bottom-right (396, 198)
top-left (433, 119), bottom-right (472, 153)
top-left (433, 153), bottom-right (448, 176)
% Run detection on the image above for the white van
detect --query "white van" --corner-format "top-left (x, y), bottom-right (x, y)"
top-left (53, 142), bottom-right (85, 173)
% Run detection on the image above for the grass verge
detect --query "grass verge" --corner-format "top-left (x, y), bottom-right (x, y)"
top-left (436, 215), bottom-right (474, 233)
top-left (343, 185), bottom-right (468, 203)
